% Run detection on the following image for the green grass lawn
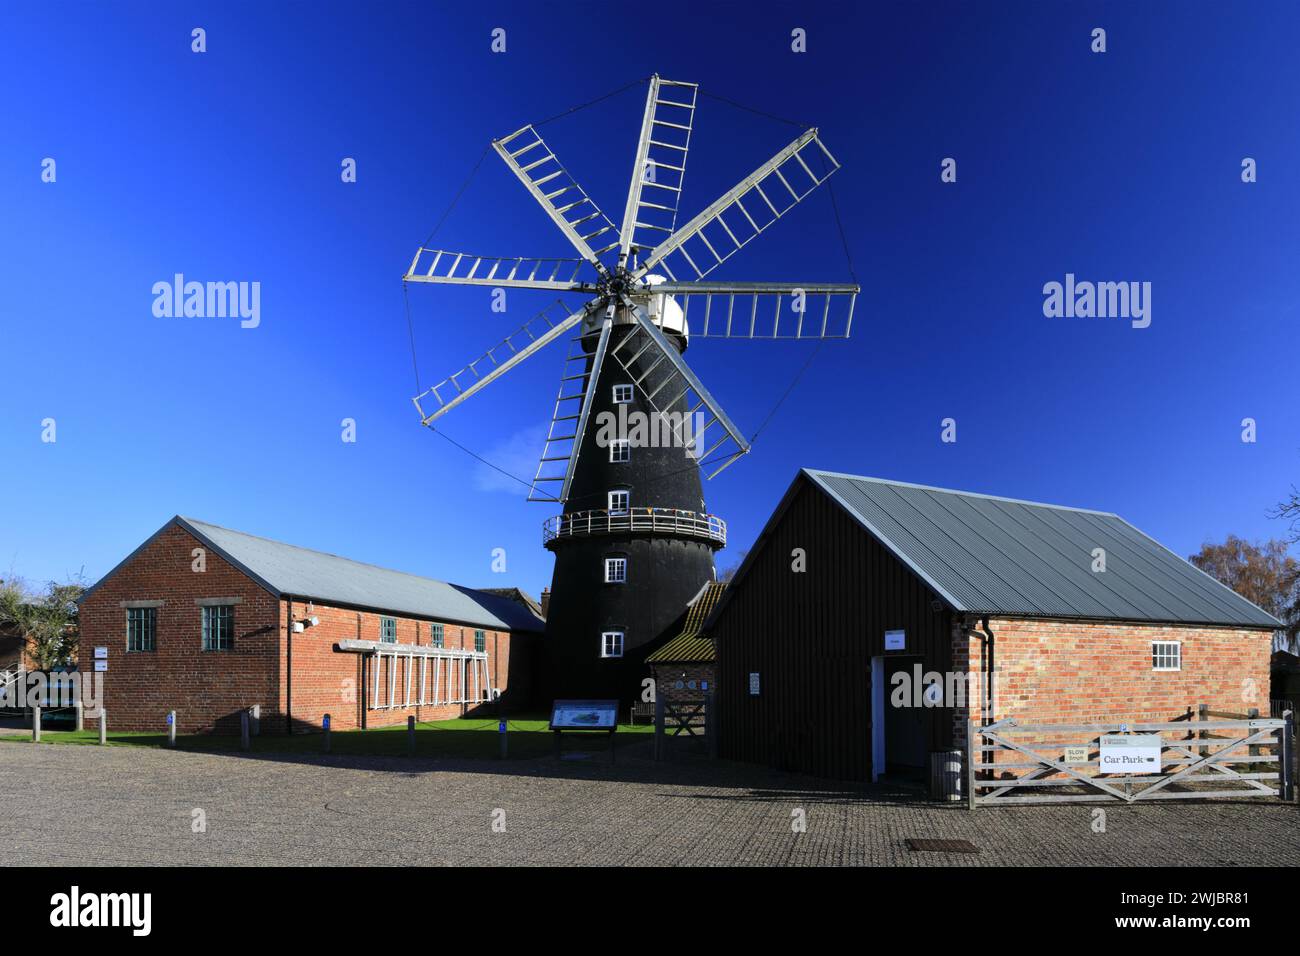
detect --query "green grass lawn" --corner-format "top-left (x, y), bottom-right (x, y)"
top-left (0, 716), bottom-right (653, 760)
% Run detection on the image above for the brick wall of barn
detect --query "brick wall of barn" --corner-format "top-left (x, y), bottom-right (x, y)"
top-left (281, 600), bottom-right (523, 733)
top-left (952, 616), bottom-right (1274, 746)
top-left (78, 524), bottom-right (282, 734)
top-left (79, 522), bottom-right (534, 734)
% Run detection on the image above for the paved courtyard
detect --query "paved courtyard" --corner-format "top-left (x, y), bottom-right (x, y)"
top-left (2, 740), bottom-right (1298, 866)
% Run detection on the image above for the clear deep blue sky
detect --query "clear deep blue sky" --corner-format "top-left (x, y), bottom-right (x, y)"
top-left (2, 2), bottom-right (1297, 597)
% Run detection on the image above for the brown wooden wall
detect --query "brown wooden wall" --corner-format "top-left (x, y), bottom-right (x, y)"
top-left (713, 476), bottom-right (954, 781)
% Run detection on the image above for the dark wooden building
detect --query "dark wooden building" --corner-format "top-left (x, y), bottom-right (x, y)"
top-left (707, 469), bottom-right (1279, 783)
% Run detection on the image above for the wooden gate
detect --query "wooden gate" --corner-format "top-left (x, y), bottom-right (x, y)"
top-left (653, 694), bottom-right (715, 759)
top-left (967, 714), bottom-right (1295, 807)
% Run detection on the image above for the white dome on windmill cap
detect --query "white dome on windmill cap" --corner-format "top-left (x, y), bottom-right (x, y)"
top-left (642, 274), bottom-right (688, 339)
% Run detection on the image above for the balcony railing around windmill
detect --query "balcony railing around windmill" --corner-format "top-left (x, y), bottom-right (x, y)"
top-left (543, 508), bottom-right (726, 547)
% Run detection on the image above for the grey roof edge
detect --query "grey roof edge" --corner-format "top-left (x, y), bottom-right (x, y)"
top-left (706, 469), bottom-right (1282, 635)
top-left (802, 469), bottom-right (1119, 518)
top-left (702, 471), bottom-right (961, 635)
top-left (701, 473), bottom-right (808, 635)
top-left (76, 516), bottom-right (282, 606)
top-left (801, 470), bottom-right (969, 612)
top-left (180, 516), bottom-right (544, 632)
top-left (175, 517), bottom-right (285, 599)
top-left (1113, 517), bottom-right (1283, 630)
top-left (806, 469), bottom-right (1281, 632)
top-left (79, 515), bottom-right (545, 632)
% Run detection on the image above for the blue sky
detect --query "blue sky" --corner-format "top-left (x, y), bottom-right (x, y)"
top-left (2, 1), bottom-right (1297, 598)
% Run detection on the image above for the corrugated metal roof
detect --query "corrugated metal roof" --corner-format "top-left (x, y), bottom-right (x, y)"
top-left (646, 582), bottom-right (726, 663)
top-left (803, 471), bottom-right (1281, 629)
top-left (173, 517), bottom-right (544, 632)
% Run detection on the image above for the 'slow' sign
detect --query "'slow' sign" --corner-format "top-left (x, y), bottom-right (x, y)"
top-left (1099, 734), bottom-right (1162, 773)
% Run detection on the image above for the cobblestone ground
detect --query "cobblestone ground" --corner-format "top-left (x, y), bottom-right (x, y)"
top-left (2, 740), bottom-right (1298, 866)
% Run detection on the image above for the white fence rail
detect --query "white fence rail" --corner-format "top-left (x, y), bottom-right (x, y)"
top-left (543, 508), bottom-right (726, 546)
top-left (967, 714), bottom-right (1295, 808)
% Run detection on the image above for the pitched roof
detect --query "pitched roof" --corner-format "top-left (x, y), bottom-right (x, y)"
top-left (81, 517), bottom-right (545, 633)
top-left (716, 470), bottom-right (1280, 630)
top-left (646, 582), bottom-right (726, 663)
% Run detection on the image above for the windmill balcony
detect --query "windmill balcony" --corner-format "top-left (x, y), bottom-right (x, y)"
top-left (543, 508), bottom-right (726, 548)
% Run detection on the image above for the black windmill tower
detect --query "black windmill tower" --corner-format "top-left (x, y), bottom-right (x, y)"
top-left (406, 75), bottom-right (859, 706)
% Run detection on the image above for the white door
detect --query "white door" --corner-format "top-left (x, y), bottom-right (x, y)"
top-left (870, 655), bottom-right (885, 782)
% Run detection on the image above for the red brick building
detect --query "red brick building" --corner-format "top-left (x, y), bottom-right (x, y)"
top-left (77, 516), bottom-right (543, 734)
top-left (709, 470), bottom-right (1281, 782)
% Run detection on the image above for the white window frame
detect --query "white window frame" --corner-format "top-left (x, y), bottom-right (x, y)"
top-left (1151, 640), bottom-right (1181, 672)
top-left (612, 384), bottom-right (633, 404)
top-left (601, 631), bottom-right (625, 658)
top-left (609, 438), bottom-right (630, 463)
top-left (608, 490), bottom-right (629, 514)
top-left (604, 557), bottom-right (627, 584)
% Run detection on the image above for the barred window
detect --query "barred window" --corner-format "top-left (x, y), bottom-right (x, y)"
top-left (474, 630), bottom-right (486, 653)
top-left (1152, 641), bottom-right (1181, 671)
top-left (380, 617), bottom-right (397, 643)
top-left (127, 607), bottom-right (156, 652)
top-left (201, 605), bottom-right (234, 651)
top-left (431, 623), bottom-right (444, 648)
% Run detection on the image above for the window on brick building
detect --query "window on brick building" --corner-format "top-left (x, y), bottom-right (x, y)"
top-left (431, 623), bottom-right (444, 648)
top-left (601, 631), bottom-right (624, 658)
top-left (474, 629), bottom-right (486, 653)
top-left (380, 616), bottom-right (397, 643)
top-left (1151, 641), bottom-right (1181, 671)
top-left (126, 607), bottom-right (156, 652)
top-left (201, 605), bottom-right (234, 651)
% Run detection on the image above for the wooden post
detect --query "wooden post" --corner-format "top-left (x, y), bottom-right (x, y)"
top-left (240, 710), bottom-right (251, 751)
top-left (249, 704), bottom-right (260, 737)
top-left (705, 692), bottom-right (718, 759)
top-left (407, 715), bottom-right (416, 756)
top-left (98, 709), bottom-right (107, 745)
top-left (1198, 703), bottom-right (1208, 757)
top-left (1283, 711), bottom-right (1295, 802)
top-left (1247, 707), bottom-right (1260, 761)
top-left (74, 701), bottom-right (84, 732)
top-left (32, 705), bottom-right (41, 743)
top-left (653, 693), bottom-right (665, 762)
top-left (323, 713), bottom-right (331, 753)
top-left (166, 710), bottom-right (177, 748)
top-left (965, 719), bottom-right (977, 810)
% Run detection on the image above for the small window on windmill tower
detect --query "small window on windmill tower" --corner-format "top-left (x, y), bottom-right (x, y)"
top-left (608, 490), bottom-right (629, 515)
top-left (613, 384), bottom-right (633, 404)
top-left (604, 557), bottom-right (627, 584)
top-left (601, 631), bottom-right (625, 658)
top-left (609, 439), bottom-right (630, 463)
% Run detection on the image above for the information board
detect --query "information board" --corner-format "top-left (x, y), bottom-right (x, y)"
top-left (550, 700), bottom-right (619, 730)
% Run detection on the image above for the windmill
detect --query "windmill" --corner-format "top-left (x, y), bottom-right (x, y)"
top-left (405, 75), bottom-right (859, 704)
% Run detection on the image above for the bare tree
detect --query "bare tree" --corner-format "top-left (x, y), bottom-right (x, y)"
top-left (1188, 537), bottom-right (1300, 652)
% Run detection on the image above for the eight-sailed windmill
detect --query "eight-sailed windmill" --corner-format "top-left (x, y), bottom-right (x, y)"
top-left (405, 75), bottom-right (859, 704)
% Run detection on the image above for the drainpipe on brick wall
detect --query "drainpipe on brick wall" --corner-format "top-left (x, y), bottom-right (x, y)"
top-left (286, 597), bottom-right (293, 734)
top-left (975, 616), bottom-right (995, 728)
